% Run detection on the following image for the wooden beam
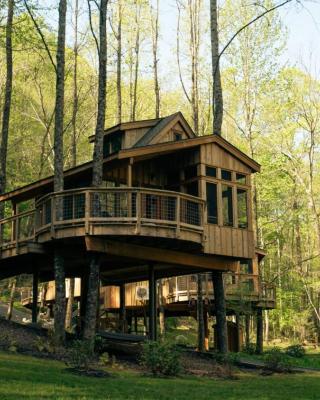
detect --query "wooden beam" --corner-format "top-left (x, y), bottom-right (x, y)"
top-left (148, 264), bottom-right (157, 341)
top-left (85, 237), bottom-right (237, 272)
top-left (32, 267), bottom-right (38, 324)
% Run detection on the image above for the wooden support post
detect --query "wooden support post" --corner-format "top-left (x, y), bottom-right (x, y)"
top-left (32, 267), bottom-right (39, 324)
top-left (197, 274), bottom-right (205, 352)
top-left (245, 314), bottom-right (250, 347)
top-left (120, 284), bottom-right (126, 333)
top-left (204, 310), bottom-right (209, 351)
top-left (212, 271), bottom-right (228, 353)
top-left (235, 313), bottom-right (241, 352)
top-left (148, 264), bottom-right (157, 341)
top-left (79, 273), bottom-right (88, 334)
top-left (256, 308), bottom-right (263, 354)
top-left (134, 315), bottom-right (138, 334)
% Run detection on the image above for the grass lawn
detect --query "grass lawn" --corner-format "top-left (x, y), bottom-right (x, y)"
top-left (0, 351), bottom-right (319, 400)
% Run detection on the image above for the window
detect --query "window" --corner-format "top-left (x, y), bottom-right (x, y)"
top-left (103, 133), bottom-right (122, 157)
top-left (174, 133), bottom-right (182, 141)
top-left (206, 166), bottom-right (217, 178)
top-left (206, 182), bottom-right (218, 224)
top-left (236, 173), bottom-right (246, 184)
top-left (221, 169), bottom-right (232, 181)
top-left (184, 165), bottom-right (198, 180)
top-left (222, 185), bottom-right (233, 226)
top-left (237, 188), bottom-right (248, 228)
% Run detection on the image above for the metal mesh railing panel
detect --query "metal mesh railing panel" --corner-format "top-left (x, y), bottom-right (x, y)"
top-left (180, 199), bottom-right (201, 226)
top-left (141, 194), bottom-right (176, 221)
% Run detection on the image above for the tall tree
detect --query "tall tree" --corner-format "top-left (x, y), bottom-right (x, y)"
top-left (210, 0), bottom-right (222, 135)
top-left (83, 0), bottom-right (108, 346)
top-left (53, 0), bottom-right (68, 346)
top-left (65, 0), bottom-right (80, 332)
top-left (149, 0), bottom-right (160, 118)
top-left (0, 0), bottom-right (14, 218)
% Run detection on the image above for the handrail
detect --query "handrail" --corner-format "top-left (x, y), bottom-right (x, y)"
top-left (0, 187), bottom-right (205, 250)
top-left (166, 273), bottom-right (276, 303)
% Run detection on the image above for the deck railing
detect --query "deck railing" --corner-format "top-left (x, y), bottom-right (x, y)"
top-left (0, 188), bottom-right (205, 249)
top-left (166, 273), bottom-right (276, 303)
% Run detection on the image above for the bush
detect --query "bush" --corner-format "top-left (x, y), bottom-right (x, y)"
top-left (67, 340), bottom-right (94, 371)
top-left (285, 344), bottom-right (305, 358)
top-left (242, 342), bottom-right (256, 355)
top-left (140, 340), bottom-right (181, 377)
top-left (263, 347), bottom-right (291, 372)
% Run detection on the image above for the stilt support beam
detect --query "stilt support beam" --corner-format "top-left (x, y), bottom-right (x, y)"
top-left (148, 264), bottom-right (157, 341)
top-left (212, 271), bottom-right (228, 353)
top-left (256, 308), bottom-right (263, 354)
top-left (32, 267), bottom-right (38, 324)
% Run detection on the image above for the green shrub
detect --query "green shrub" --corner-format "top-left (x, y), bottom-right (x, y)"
top-left (67, 340), bottom-right (94, 371)
top-left (140, 340), bottom-right (181, 377)
top-left (210, 351), bottom-right (239, 365)
top-left (285, 344), bottom-right (305, 358)
top-left (263, 347), bottom-right (291, 371)
top-left (242, 342), bottom-right (256, 355)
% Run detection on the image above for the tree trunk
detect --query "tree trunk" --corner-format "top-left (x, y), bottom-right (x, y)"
top-left (256, 308), bottom-right (263, 354)
top-left (6, 278), bottom-right (16, 321)
top-left (0, 0), bottom-right (14, 218)
top-left (245, 314), bottom-right (250, 347)
top-left (83, 254), bottom-right (101, 346)
top-left (197, 274), bottom-right (205, 351)
top-left (132, 0), bottom-right (140, 122)
top-left (92, 0), bottom-right (107, 187)
top-left (85, 0), bottom-right (108, 349)
top-left (53, 0), bottom-right (67, 346)
top-left (159, 279), bottom-right (165, 335)
top-left (65, 278), bottom-right (75, 331)
top-left (210, 0), bottom-right (223, 135)
top-left (71, 0), bottom-right (79, 168)
top-left (212, 271), bottom-right (227, 353)
top-left (116, 0), bottom-right (122, 124)
top-left (150, 0), bottom-right (160, 118)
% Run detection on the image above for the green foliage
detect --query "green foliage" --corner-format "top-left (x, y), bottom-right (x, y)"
top-left (140, 340), bottom-right (181, 377)
top-left (285, 344), bottom-right (306, 358)
top-left (67, 340), bottom-right (94, 371)
top-left (242, 342), bottom-right (256, 355)
top-left (263, 347), bottom-right (291, 371)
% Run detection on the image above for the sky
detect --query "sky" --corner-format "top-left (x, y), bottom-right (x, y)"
top-left (157, 0), bottom-right (320, 79)
top-left (278, 1), bottom-right (320, 74)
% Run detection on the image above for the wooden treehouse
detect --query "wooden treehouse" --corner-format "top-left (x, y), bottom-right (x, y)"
top-left (0, 112), bottom-right (275, 347)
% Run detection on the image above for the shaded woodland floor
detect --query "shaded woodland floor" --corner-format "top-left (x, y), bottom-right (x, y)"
top-left (0, 351), bottom-right (319, 400)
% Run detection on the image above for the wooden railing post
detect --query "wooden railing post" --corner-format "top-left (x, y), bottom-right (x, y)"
top-left (15, 216), bottom-right (19, 252)
top-left (176, 196), bottom-right (180, 238)
top-left (135, 191), bottom-right (141, 234)
top-left (85, 191), bottom-right (90, 234)
top-left (51, 197), bottom-right (55, 238)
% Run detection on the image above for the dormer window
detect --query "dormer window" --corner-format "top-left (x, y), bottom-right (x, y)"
top-left (103, 133), bottom-right (122, 158)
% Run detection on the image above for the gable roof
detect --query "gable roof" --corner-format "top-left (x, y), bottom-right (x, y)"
top-left (134, 112), bottom-right (195, 147)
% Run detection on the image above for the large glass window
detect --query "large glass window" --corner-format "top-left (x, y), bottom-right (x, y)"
top-left (206, 182), bottom-right (218, 224)
top-left (221, 169), bottom-right (232, 181)
top-left (222, 185), bottom-right (233, 226)
top-left (236, 173), bottom-right (246, 184)
top-left (237, 188), bottom-right (248, 228)
top-left (206, 166), bottom-right (216, 178)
